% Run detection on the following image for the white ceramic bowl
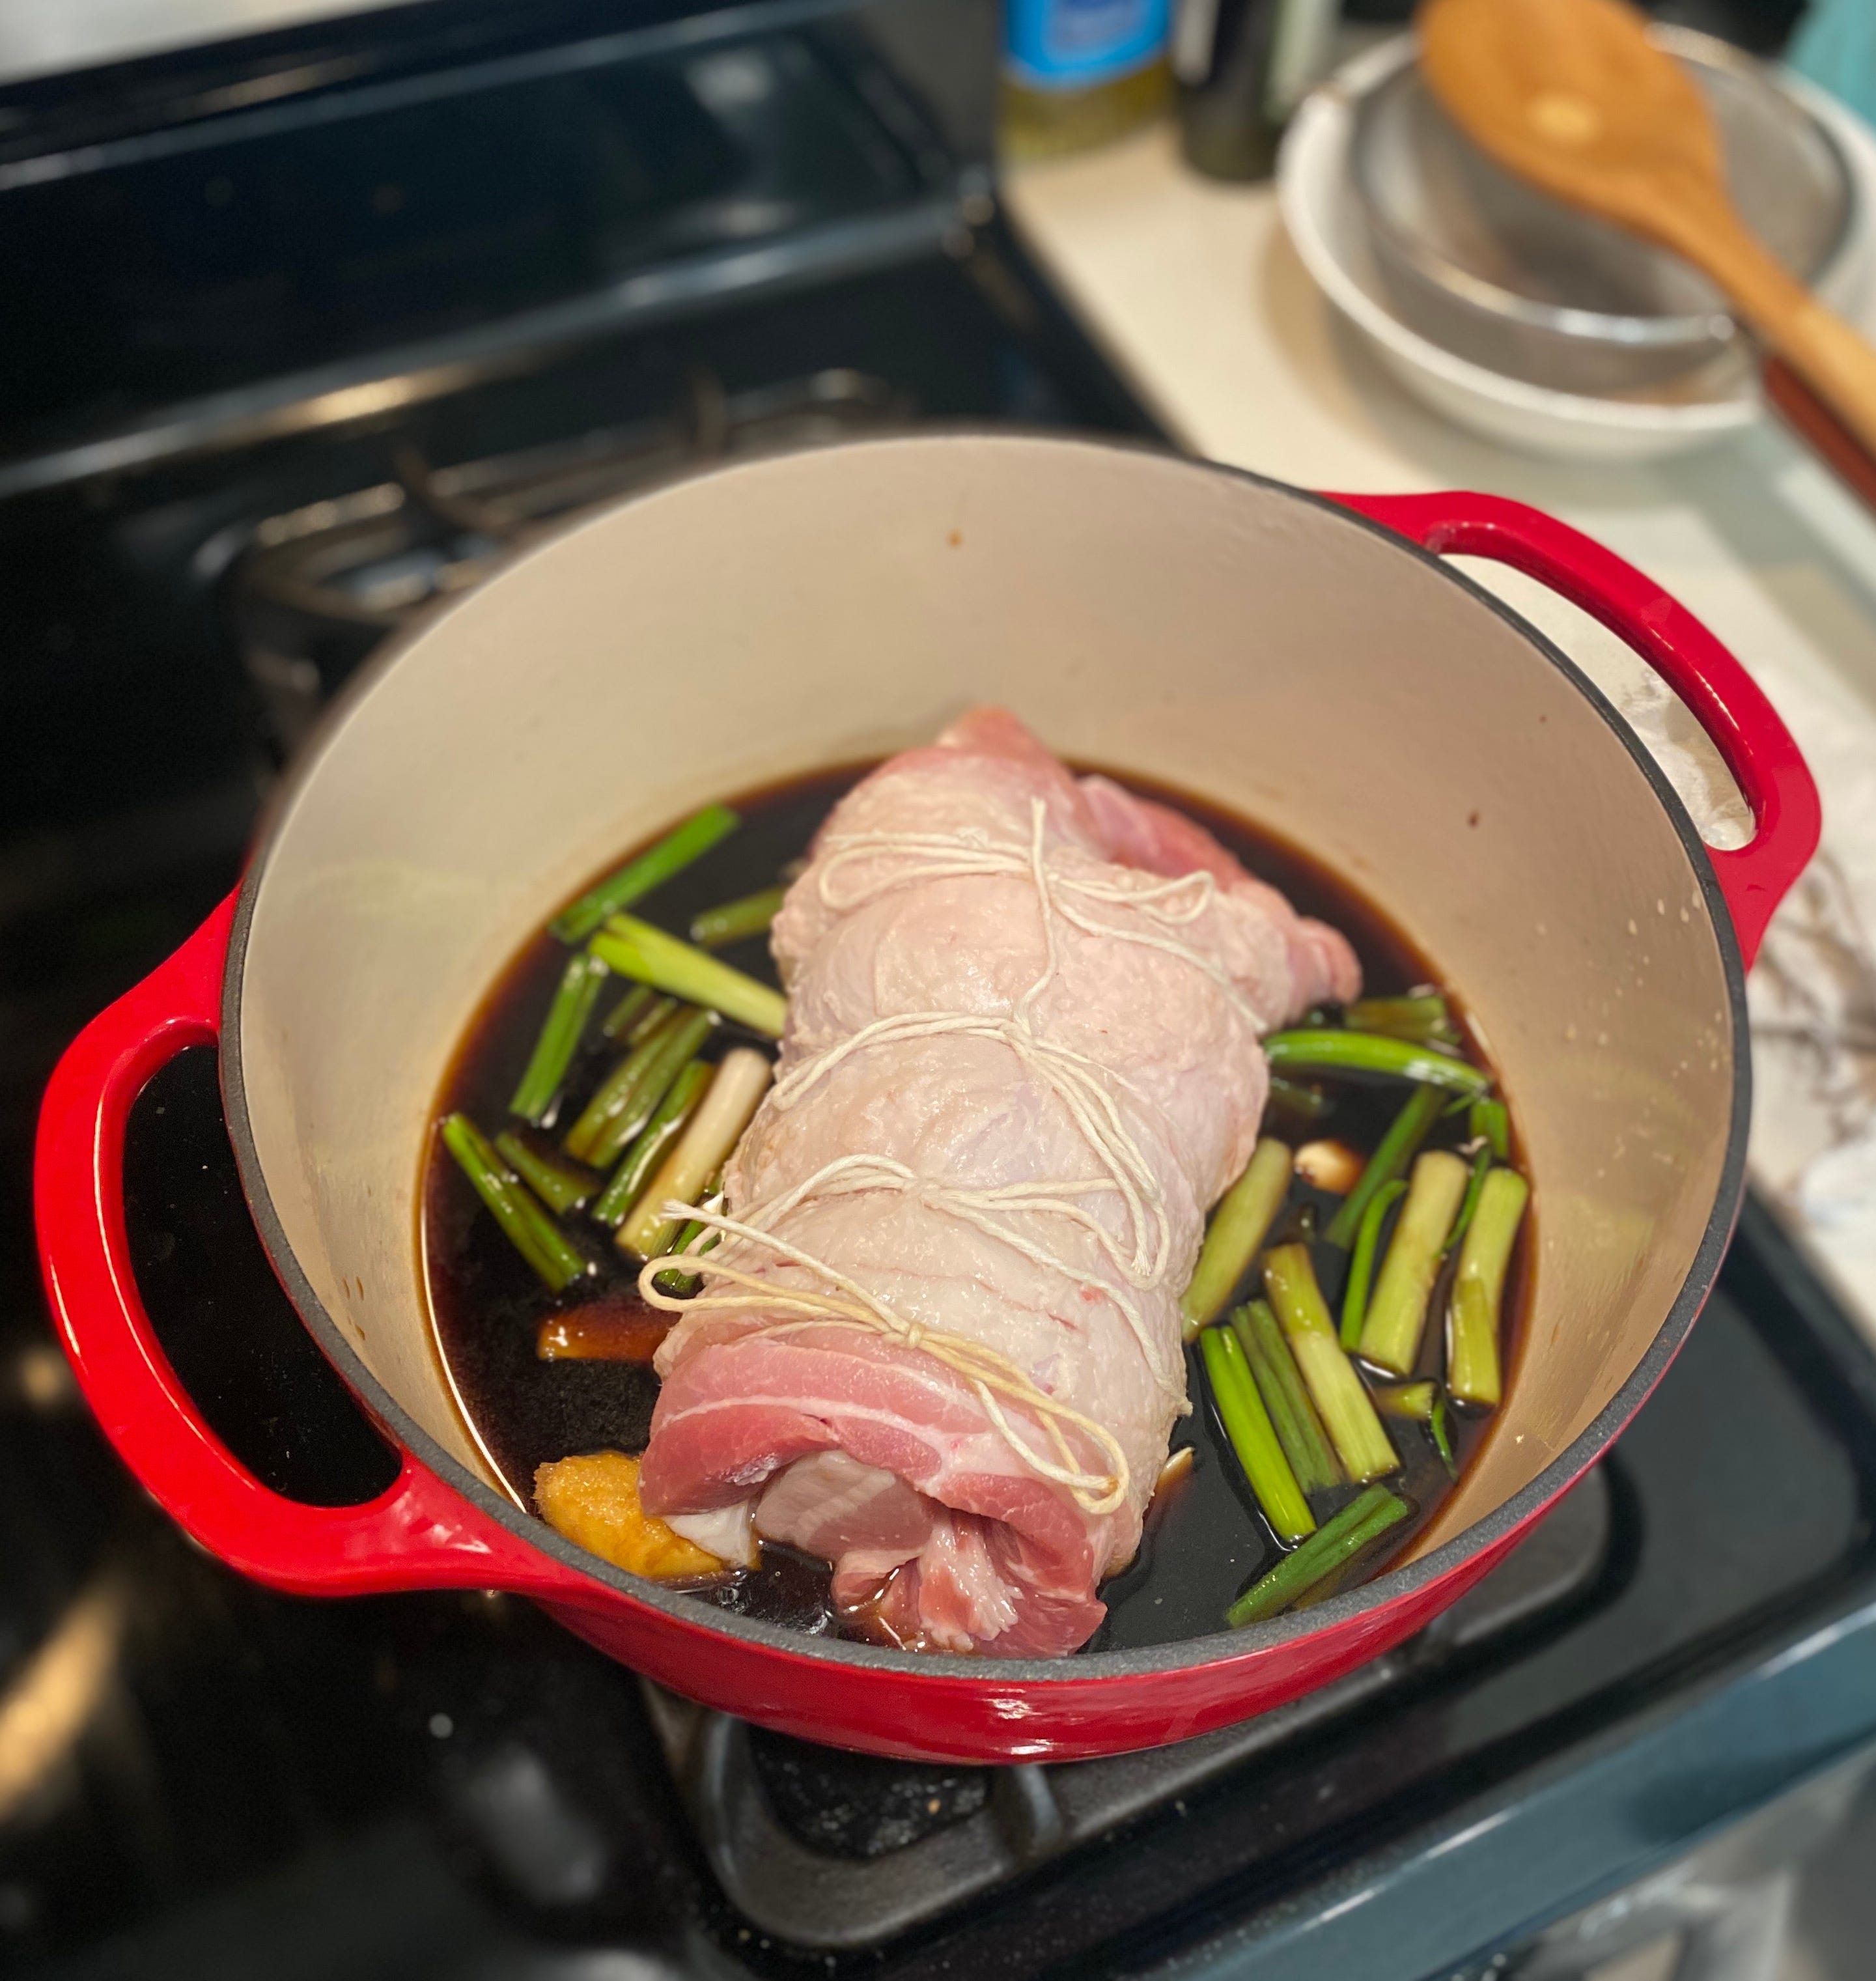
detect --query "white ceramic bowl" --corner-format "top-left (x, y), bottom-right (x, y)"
top-left (1279, 34), bottom-right (1876, 462)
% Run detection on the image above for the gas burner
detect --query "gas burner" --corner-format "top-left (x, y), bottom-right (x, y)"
top-left (640, 1476), bottom-right (1612, 1948)
top-left (226, 365), bottom-right (910, 753)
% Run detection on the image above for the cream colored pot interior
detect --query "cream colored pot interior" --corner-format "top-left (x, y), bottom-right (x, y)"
top-left (234, 435), bottom-right (1735, 1565)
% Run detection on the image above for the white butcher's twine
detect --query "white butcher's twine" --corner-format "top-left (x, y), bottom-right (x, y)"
top-left (637, 798), bottom-right (1257, 1518)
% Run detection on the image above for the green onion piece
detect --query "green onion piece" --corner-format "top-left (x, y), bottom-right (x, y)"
top-left (440, 1115), bottom-right (587, 1293)
top-left (1225, 1483), bottom-right (1410, 1627)
top-left (1232, 1300), bottom-right (1343, 1496)
top-left (1200, 1326), bottom-right (1315, 1543)
top-left (508, 951), bottom-right (609, 1125)
top-left (1448, 1168), bottom-right (1528, 1408)
top-left (1265, 1075), bottom-right (1334, 1123)
top-left (1340, 1177), bottom-right (1406, 1349)
top-left (1345, 993), bottom-right (1459, 1048)
top-left (691, 886), bottom-right (787, 949)
top-left (623, 995), bottom-right (681, 1046)
top-left (565, 1006), bottom-right (713, 1166)
top-left (590, 915), bottom-right (787, 1039)
top-left (621, 1048), bottom-right (773, 1259)
top-left (650, 1168), bottom-right (726, 1295)
top-left (599, 984), bottom-right (656, 1043)
top-left (583, 1007), bottom-right (714, 1172)
top-left (494, 1130), bottom-right (600, 1216)
top-left (1263, 1244), bottom-right (1399, 1482)
top-left (651, 1220), bottom-right (719, 1298)
top-left (1263, 1029), bottom-right (1490, 1099)
top-left (1374, 1381), bottom-right (1462, 1476)
top-left (1373, 1380), bottom-right (1436, 1420)
top-left (1431, 1390), bottom-right (1459, 1479)
top-left (565, 1013), bottom-right (678, 1162)
top-left (1181, 1139), bottom-right (1293, 1340)
top-left (1445, 1144), bottom-right (1494, 1256)
top-left (1324, 1082), bottom-right (1446, 1248)
top-left (662, 1213), bottom-right (707, 1261)
top-left (1359, 1149), bottom-right (1471, 1377)
top-left (551, 804), bottom-right (740, 944)
top-left (1469, 1095), bottom-right (1510, 1162)
top-left (591, 1059), bottom-right (712, 1228)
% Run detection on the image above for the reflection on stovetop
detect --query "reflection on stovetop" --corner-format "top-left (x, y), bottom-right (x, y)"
top-left (0, 8), bottom-right (986, 477)
top-left (0, 217), bottom-right (1149, 861)
top-left (230, 361), bottom-right (914, 754)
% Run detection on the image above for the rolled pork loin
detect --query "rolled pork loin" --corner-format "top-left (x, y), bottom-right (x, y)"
top-left (636, 708), bottom-right (1358, 1655)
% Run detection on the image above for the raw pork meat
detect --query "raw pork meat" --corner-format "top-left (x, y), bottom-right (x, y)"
top-left (637, 709), bottom-right (1357, 1655)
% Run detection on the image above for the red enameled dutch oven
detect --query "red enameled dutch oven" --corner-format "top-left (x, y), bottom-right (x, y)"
top-left (36, 437), bottom-right (1818, 1763)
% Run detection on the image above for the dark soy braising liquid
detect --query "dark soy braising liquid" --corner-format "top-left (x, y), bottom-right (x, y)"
top-left (425, 766), bottom-right (1527, 1653)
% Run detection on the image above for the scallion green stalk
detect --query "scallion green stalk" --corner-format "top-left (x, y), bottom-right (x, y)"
top-left (1263, 1029), bottom-right (1490, 1099)
top-left (1469, 1096), bottom-right (1510, 1162)
top-left (508, 951), bottom-right (609, 1125)
top-left (1200, 1325), bottom-right (1315, 1543)
top-left (1373, 1382), bottom-right (1463, 1476)
top-left (1231, 1299), bottom-right (1342, 1496)
top-left (563, 1006), bottom-right (712, 1165)
top-left (691, 886), bottom-right (786, 949)
top-left (1225, 1483), bottom-right (1410, 1627)
top-left (1265, 1076), bottom-right (1333, 1123)
top-left (1340, 1177), bottom-right (1406, 1348)
top-left (1324, 1082), bottom-right (1446, 1248)
top-left (600, 984), bottom-right (658, 1043)
top-left (1358, 1149), bottom-right (1470, 1377)
top-left (591, 1058), bottom-right (712, 1228)
top-left (583, 1007), bottom-right (715, 1172)
top-left (1263, 1244), bottom-right (1398, 1482)
top-left (551, 804), bottom-right (739, 944)
top-left (493, 1130), bottom-right (600, 1216)
top-left (1448, 1168), bottom-right (1528, 1408)
top-left (651, 1169), bottom-right (725, 1295)
top-left (1445, 1144), bottom-right (1494, 1256)
top-left (1345, 993), bottom-right (1459, 1048)
top-left (590, 915), bottom-right (786, 1039)
top-left (651, 1218), bottom-right (720, 1298)
top-left (1431, 1390), bottom-right (1459, 1478)
top-left (620, 1047), bottom-right (773, 1259)
top-left (441, 1115), bottom-right (587, 1293)
top-left (1181, 1138), bottom-right (1293, 1340)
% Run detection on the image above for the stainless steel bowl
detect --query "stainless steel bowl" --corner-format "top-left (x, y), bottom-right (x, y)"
top-left (1350, 27), bottom-right (1854, 395)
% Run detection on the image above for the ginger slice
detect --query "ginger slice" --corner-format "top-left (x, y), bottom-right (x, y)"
top-left (533, 1450), bottom-right (725, 1581)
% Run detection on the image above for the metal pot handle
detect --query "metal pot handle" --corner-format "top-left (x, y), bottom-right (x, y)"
top-left (1324, 490), bottom-right (1821, 968)
top-left (33, 892), bottom-right (585, 1602)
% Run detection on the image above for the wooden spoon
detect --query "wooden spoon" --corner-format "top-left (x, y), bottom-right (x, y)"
top-left (1418, 0), bottom-right (1876, 462)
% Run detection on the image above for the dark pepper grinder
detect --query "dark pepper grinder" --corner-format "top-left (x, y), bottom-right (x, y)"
top-left (1171, 0), bottom-right (1341, 180)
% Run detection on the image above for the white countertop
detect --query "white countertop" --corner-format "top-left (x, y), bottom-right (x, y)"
top-left (1008, 123), bottom-right (1876, 1330)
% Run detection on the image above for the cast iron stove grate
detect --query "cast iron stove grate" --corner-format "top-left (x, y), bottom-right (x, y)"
top-left (640, 1474), bottom-right (1612, 1948)
top-left (225, 362), bottom-right (910, 755)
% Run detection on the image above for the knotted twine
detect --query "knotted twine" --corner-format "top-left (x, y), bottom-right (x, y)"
top-left (637, 798), bottom-right (1259, 1516)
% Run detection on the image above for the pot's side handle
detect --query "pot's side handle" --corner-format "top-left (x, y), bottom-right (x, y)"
top-left (1324, 489), bottom-right (1821, 968)
top-left (34, 894), bottom-right (585, 1604)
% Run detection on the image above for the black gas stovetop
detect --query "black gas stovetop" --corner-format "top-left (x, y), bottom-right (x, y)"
top-left (5, 6), bottom-right (1876, 1980)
